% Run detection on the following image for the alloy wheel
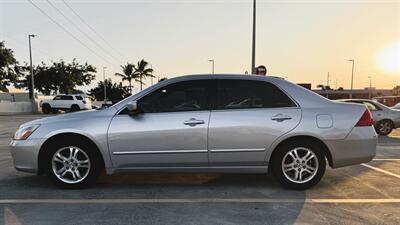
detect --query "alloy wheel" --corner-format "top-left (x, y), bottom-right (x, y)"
top-left (379, 121), bottom-right (392, 134)
top-left (281, 147), bottom-right (319, 184)
top-left (51, 146), bottom-right (91, 184)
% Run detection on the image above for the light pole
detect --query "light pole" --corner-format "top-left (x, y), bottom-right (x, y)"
top-left (368, 76), bottom-right (372, 99)
top-left (251, 0), bottom-right (256, 74)
top-left (326, 72), bottom-right (330, 87)
top-left (208, 59), bottom-right (214, 74)
top-left (103, 67), bottom-right (107, 105)
top-left (348, 59), bottom-right (355, 99)
top-left (28, 34), bottom-right (36, 113)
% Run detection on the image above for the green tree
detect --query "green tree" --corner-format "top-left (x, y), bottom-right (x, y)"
top-left (88, 78), bottom-right (129, 103)
top-left (115, 63), bottom-right (140, 94)
top-left (135, 59), bottom-right (154, 91)
top-left (0, 41), bottom-right (20, 92)
top-left (19, 59), bottom-right (96, 95)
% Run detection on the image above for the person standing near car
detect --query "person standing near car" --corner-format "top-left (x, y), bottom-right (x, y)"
top-left (255, 65), bottom-right (267, 76)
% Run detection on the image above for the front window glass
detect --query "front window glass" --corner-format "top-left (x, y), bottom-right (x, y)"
top-left (137, 80), bottom-right (212, 113)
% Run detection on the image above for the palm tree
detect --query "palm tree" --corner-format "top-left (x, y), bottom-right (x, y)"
top-left (115, 63), bottom-right (139, 94)
top-left (134, 59), bottom-right (154, 91)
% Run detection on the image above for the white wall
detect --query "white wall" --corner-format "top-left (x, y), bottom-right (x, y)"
top-left (0, 101), bottom-right (33, 114)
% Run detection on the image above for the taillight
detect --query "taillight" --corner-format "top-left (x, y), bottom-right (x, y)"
top-left (355, 109), bottom-right (374, 127)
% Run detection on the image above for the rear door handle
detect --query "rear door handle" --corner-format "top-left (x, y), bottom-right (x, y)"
top-left (184, 118), bottom-right (205, 127)
top-left (271, 114), bottom-right (292, 122)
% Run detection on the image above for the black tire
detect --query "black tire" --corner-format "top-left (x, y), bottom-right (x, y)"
top-left (70, 104), bottom-right (80, 112)
top-left (44, 138), bottom-right (103, 189)
top-left (271, 141), bottom-right (326, 190)
top-left (42, 104), bottom-right (51, 114)
top-left (375, 120), bottom-right (393, 136)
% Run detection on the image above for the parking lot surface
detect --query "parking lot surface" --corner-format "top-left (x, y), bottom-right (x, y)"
top-left (0, 114), bottom-right (400, 225)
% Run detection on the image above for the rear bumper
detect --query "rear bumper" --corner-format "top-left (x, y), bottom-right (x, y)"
top-left (326, 126), bottom-right (377, 168)
top-left (9, 138), bottom-right (44, 174)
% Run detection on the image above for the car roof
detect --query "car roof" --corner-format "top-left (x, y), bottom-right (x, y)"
top-left (160, 74), bottom-right (286, 83)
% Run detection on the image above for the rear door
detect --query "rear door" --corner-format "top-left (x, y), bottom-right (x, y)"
top-left (208, 79), bottom-right (301, 166)
top-left (52, 95), bottom-right (73, 108)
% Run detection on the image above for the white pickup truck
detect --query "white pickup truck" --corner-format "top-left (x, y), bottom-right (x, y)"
top-left (40, 95), bottom-right (92, 114)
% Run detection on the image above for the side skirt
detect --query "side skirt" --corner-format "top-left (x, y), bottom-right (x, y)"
top-left (107, 166), bottom-right (269, 175)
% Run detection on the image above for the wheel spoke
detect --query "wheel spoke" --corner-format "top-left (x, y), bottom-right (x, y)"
top-left (60, 169), bottom-right (68, 177)
top-left (70, 170), bottom-right (76, 180)
top-left (284, 166), bottom-right (295, 172)
top-left (69, 147), bottom-right (74, 158)
top-left (74, 169), bottom-right (82, 179)
top-left (293, 149), bottom-right (300, 160)
top-left (56, 167), bottom-right (66, 175)
top-left (302, 151), bottom-right (311, 161)
top-left (56, 153), bottom-right (67, 161)
top-left (294, 170), bottom-right (300, 181)
top-left (54, 157), bottom-right (63, 163)
top-left (288, 152), bottom-right (296, 161)
top-left (72, 148), bottom-right (79, 159)
top-left (304, 154), bottom-right (314, 162)
top-left (298, 170), bottom-right (303, 181)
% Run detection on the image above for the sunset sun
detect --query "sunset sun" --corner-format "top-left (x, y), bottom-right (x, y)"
top-left (377, 42), bottom-right (400, 74)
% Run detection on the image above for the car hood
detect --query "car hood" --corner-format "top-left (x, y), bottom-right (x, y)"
top-left (20, 108), bottom-right (115, 128)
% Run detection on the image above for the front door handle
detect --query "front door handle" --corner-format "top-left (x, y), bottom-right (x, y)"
top-left (271, 114), bottom-right (292, 122)
top-left (184, 118), bottom-right (205, 127)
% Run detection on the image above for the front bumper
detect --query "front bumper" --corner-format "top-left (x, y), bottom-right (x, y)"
top-left (326, 126), bottom-right (377, 168)
top-left (10, 138), bottom-right (45, 173)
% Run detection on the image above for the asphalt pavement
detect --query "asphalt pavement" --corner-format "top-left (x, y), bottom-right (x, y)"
top-left (0, 114), bottom-right (399, 225)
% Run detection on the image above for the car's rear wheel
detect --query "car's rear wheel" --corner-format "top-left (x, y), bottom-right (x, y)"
top-left (46, 140), bottom-right (102, 189)
top-left (376, 120), bottom-right (393, 136)
top-left (271, 142), bottom-right (326, 190)
top-left (70, 104), bottom-right (80, 112)
top-left (42, 104), bottom-right (51, 114)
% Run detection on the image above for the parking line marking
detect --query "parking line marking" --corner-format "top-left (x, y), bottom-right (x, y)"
top-left (372, 159), bottom-right (400, 161)
top-left (0, 198), bottom-right (400, 204)
top-left (361, 163), bottom-right (400, 179)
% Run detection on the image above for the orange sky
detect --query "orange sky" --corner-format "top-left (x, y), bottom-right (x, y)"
top-left (1, 0), bottom-right (399, 91)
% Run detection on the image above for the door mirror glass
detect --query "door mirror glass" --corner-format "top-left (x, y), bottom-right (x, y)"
top-left (126, 101), bottom-right (138, 114)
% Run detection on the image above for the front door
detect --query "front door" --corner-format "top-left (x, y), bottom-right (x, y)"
top-left (108, 79), bottom-right (214, 169)
top-left (208, 79), bottom-right (301, 166)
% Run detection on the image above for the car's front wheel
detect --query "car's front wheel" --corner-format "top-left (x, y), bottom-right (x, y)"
top-left (271, 142), bottom-right (326, 190)
top-left (46, 140), bottom-right (102, 189)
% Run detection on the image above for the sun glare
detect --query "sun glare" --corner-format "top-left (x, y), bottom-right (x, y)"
top-left (377, 42), bottom-right (400, 74)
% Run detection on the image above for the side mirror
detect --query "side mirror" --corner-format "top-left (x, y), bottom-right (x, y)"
top-left (126, 101), bottom-right (139, 114)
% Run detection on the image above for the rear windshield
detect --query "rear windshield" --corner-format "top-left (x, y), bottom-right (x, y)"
top-left (75, 96), bottom-right (83, 100)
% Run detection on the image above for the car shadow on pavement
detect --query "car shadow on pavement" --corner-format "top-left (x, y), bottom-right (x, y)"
top-left (0, 173), bottom-right (307, 225)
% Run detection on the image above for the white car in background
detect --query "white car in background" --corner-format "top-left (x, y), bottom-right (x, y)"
top-left (40, 95), bottom-right (92, 114)
top-left (338, 99), bottom-right (400, 135)
top-left (392, 103), bottom-right (400, 110)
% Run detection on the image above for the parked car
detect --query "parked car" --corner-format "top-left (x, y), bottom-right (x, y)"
top-left (10, 75), bottom-right (377, 190)
top-left (338, 99), bottom-right (400, 135)
top-left (373, 96), bottom-right (400, 107)
top-left (40, 95), bottom-right (92, 114)
top-left (392, 102), bottom-right (400, 110)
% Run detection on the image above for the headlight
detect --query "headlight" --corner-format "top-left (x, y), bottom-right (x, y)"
top-left (13, 124), bottom-right (40, 140)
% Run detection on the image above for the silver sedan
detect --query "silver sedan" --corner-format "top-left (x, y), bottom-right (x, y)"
top-left (338, 99), bottom-right (400, 135)
top-left (10, 75), bottom-right (377, 189)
